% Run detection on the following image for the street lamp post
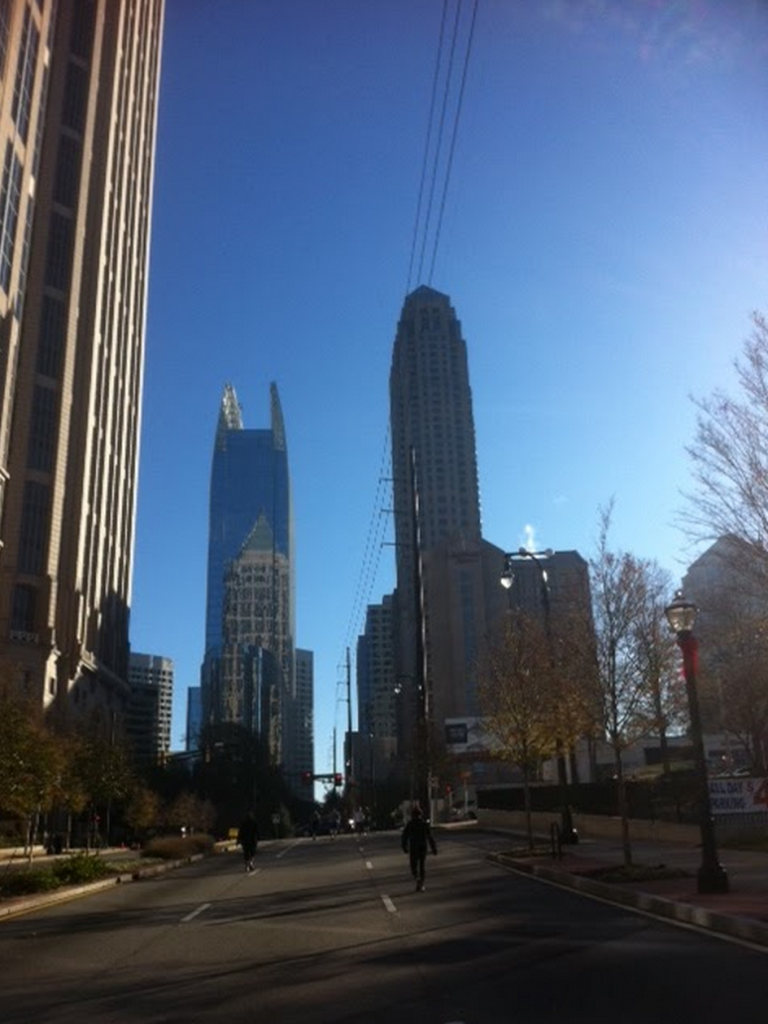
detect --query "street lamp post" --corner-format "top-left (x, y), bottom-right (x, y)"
top-left (501, 547), bottom-right (579, 845)
top-left (664, 590), bottom-right (729, 894)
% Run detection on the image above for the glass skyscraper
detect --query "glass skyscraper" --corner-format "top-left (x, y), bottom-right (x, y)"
top-left (201, 383), bottom-right (295, 764)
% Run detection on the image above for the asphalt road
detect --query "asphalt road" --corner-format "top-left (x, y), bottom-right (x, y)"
top-left (1, 828), bottom-right (766, 1023)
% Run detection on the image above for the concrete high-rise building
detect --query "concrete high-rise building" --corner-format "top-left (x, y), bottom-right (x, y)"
top-left (201, 383), bottom-right (295, 766)
top-left (390, 286), bottom-right (481, 571)
top-left (357, 595), bottom-right (396, 742)
top-left (0, 1), bottom-right (164, 717)
top-left (389, 286), bottom-right (486, 776)
top-left (127, 653), bottom-right (172, 766)
top-left (289, 648), bottom-right (314, 794)
top-left (356, 595), bottom-right (398, 790)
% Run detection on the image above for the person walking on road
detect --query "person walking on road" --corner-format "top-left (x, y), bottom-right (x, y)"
top-left (401, 805), bottom-right (437, 891)
top-left (237, 811), bottom-right (259, 872)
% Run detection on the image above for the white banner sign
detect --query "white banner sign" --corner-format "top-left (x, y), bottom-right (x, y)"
top-left (709, 777), bottom-right (768, 815)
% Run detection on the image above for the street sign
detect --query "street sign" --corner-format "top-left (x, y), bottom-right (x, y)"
top-left (709, 777), bottom-right (768, 814)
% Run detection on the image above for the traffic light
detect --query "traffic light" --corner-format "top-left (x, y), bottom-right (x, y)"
top-left (333, 773), bottom-right (343, 786)
top-left (301, 771), bottom-right (313, 784)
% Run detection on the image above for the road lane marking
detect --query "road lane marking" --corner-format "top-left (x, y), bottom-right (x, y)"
top-left (180, 902), bottom-right (211, 923)
top-left (275, 840), bottom-right (302, 859)
top-left (381, 895), bottom-right (397, 914)
top-left (365, 860), bottom-right (373, 870)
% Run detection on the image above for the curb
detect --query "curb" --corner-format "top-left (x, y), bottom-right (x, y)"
top-left (0, 853), bottom-right (206, 922)
top-left (490, 853), bottom-right (768, 949)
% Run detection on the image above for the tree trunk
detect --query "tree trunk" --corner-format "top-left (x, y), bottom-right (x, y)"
top-left (523, 771), bottom-right (534, 851)
top-left (614, 750), bottom-right (632, 866)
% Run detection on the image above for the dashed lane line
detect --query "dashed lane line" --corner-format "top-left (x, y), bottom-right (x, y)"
top-left (180, 902), bottom-right (211, 923)
top-left (381, 895), bottom-right (397, 914)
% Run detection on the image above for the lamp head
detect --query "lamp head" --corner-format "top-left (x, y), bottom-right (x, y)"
top-left (664, 590), bottom-right (697, 634)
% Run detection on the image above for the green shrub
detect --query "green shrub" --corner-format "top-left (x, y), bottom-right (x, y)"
top-left (52, 853), bottom-right (112, 886)
top-left (0, 868), bottom-right (59, 897)
top-left (141, 834), bottom-right (214, 860)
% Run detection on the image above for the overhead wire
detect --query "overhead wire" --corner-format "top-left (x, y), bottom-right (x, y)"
top-left (428, 0), bottom-right (480, 285)
top-left (406, 0), bottom-right (449, 296)
top-left (417, 0), bottom-right (463, 287)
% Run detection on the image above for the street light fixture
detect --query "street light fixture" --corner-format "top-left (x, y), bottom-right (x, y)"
top-left (664, 590), bottom-right (729, 894)
top-left (500, 547), bottom-right (578, 845)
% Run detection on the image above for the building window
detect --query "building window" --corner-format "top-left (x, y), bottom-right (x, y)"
top-left (61, 59), bottom-right (88, 134)
top-left (18, 479), bottom-right (50, 573)
top-left (37, 294), bottom-right (66, 378)
top-left (10, 582), bottom-right (37, 634)
top-left (11, 5), bottom-right (40, 144)
top-left (69, 0), bottom-right (96, 61)
top-left (27, 383), bottom-right (57, 471)
top-left (0, 141), bottom-right (22, 292)
top-left (0, 0), bottom-right (11, 80)
top-left (53, 132), bottom-right (82, 209)
top-left (44, 211), bottom-right (73, 291)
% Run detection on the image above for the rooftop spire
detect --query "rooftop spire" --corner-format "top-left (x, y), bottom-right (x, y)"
top-left (216, 383), bottom-right (243, 447)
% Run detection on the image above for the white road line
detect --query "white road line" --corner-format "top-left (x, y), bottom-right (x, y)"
top-left (275, 839), bottom-right (303, 859)
top-left (180, 902), bottom-right (211, 923)
top-left (381, 895), bottom-right (397, 914)
top-left (365, 860), bottom-right (373, 870)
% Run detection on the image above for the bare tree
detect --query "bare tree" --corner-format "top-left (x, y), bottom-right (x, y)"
top-left (590, 503), bottom-right (662, 865)
top-left (683, 311), bottom-right (768, 577)
top-left (478, 609), bottom-right (560, 849)
top-left (633, 561), bottom-right (684, 774)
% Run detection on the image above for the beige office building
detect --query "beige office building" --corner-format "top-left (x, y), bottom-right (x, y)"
top-left (0, 1), bottom-right (164, 718)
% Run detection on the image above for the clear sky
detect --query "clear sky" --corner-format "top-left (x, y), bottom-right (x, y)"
top-left (130, 0), bottom-right (768, 779)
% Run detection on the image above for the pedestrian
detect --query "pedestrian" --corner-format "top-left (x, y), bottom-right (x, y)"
top-left (237, 810), bottom-right (259, 872)
top-left (310, 809), bottom-right (321, 839)
top-left (401, 805), bottom-right (437, 891)
top-left (329, 808), bottom-right (341, 839)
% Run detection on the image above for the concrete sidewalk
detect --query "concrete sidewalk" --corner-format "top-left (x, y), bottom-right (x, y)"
top-left (489, 831), bottom-right (768, 948)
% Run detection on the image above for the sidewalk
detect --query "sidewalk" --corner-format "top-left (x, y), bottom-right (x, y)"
top-left (489, 830), bottom-right (768, 948)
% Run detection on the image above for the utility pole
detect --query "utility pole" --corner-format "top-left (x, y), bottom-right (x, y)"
top-left (346, 647), bottom-right (353, 785)
top-left (411, 446), bottom-right (431, 819)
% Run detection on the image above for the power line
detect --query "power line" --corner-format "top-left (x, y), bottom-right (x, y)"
top-left (407, 0), bottom-right (480, 292)
top-left (428, 0), bottom-right (480, 285)
top-left (406, 0), bottom-right (449, 296)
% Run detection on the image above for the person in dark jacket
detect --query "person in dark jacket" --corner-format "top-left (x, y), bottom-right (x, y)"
top-left (237, 811), bottom-right (259, 872)
top-left (401, 805), bottom-right (437, 891)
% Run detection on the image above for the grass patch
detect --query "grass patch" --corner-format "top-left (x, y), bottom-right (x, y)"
top-left (501, 844), bottom-right (556, 858)
top-left (582, 863), bottom-right (689, 884)
top-left (140, 834), bottom-right (214, 860)
top-left (721, 834), bottom-right (768, 854)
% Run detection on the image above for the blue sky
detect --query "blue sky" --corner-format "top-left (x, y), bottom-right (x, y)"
top-left (130, 0), bottom-right (768, 776)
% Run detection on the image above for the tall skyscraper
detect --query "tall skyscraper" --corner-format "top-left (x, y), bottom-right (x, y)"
top-left (0, 1), bottom-right (164, 717)
top-left (389, 286), bottom-right (487, 783)
top-left (390, 286), bottom-right (481, 563)
top-left (201, 383), bottom-right (295, 766)
top-left (127, 652), bottom-right (173, 766)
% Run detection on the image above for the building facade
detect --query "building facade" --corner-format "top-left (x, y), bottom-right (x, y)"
top-left (289, 647), bottom-right (314, 794)
top-left (127, 652), bottom-right (172, 766)
top-left (186, 685), bottom-right (202, 753)
top-left (0, 0), bottom-right (164, 720)
top-left (388, 287), bottom-right (484, 771)
top-left (201, 383), bottom-right (295, 766)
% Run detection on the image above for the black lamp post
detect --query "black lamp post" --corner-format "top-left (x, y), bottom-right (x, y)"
top-left (501, 547), bottom-right (579, 845)
top-left (664, 590), bottom-right (729, 894)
